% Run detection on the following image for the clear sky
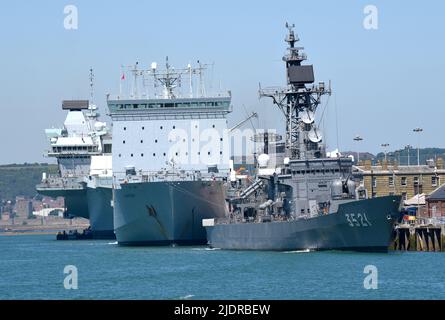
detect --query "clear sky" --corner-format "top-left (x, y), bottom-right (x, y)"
top-left (0, 0), bottom-right (443, 164)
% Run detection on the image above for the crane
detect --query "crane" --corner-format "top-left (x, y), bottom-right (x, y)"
top-left (229, 112), bottom-right (258, 133)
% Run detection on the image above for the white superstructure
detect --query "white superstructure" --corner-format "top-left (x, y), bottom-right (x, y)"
top-left (108, 58), bottom-right (232, 179)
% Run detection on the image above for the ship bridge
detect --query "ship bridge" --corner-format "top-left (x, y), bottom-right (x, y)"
top-left (107, 96), bottom-right (231, 120)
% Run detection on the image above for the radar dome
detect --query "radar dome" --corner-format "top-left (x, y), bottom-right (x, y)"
top-left (257, 154), bottom-right (270, 168)
top-left (94, 122), bottom-right (106, 130)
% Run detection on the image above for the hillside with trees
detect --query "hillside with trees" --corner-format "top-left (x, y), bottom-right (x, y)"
top-left (0, 163), bottom-right (58, 201)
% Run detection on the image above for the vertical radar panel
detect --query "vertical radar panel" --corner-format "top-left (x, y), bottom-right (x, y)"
top-left (287, 65), bottom-right (314, 84)
top-left (62, 100), bottom-right (89, 110)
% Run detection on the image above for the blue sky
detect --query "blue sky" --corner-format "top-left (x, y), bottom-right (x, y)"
top-left (0, 0), bottom-right (444, 164)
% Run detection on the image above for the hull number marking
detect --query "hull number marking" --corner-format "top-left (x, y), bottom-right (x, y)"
top-left (345, 213), bottom-right (372, 227)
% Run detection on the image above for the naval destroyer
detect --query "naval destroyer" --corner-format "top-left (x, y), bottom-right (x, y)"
top-left (203, 24), bottom-right (401, 252)
top-left (36, 70), bottom-right (115, 239)
top-left (108, 59), bottom-right (231, 245)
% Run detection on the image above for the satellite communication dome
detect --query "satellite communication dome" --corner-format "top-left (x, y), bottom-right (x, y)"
top-left (94, 122), bottom-right (106, 130)
top-left (257, 154), bottom-right (270, 168)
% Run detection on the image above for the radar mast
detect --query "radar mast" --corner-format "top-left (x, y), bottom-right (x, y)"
top-left (259, 23), bottom-right (331, 160)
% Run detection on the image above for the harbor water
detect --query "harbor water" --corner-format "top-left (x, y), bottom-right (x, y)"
top-left (1, 234), bottom-right (444, 300)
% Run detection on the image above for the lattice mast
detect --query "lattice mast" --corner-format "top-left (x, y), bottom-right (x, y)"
top-left (260, 23), bottom-right (331, 160)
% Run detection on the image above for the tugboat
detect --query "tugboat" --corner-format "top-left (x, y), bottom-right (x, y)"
top-left (56, 227), bottom-right (93, 240)
top-left (203, 23), bottom-right (401, 252)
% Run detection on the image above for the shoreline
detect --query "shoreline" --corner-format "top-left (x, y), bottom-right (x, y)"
top-left (0, 223), bottom-right (90, 236)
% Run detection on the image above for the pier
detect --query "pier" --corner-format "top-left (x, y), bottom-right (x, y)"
top-left (392, 223), bottom-right (444, 252)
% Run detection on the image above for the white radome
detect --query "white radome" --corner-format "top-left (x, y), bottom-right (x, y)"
top-left (257, 154), bottom-right (270, 168)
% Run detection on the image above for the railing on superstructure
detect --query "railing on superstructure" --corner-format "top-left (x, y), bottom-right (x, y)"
top-left (37, 174), bottom-right (85, 190)
top-left (113, 168), bottom-right (231, 185)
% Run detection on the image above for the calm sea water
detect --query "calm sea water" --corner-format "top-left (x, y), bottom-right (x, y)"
top-left (1, 234), bottom-right (444, 300)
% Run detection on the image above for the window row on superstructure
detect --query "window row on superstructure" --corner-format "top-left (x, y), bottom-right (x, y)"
top-left (52, 146), bottom-right (98, 153)
top-left (122, 124), bottom-right (219, 131)
top-left (109, 101), bottom-right (230, 110)
top-left (118, 151), bottom-right (224, 158)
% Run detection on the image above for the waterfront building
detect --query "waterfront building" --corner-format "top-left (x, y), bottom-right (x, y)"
top-left (425, 183), bottom-right (445, 218)
top-left (353, 158), bottom-right (445, 201)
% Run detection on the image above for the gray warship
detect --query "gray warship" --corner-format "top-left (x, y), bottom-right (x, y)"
top-left (203, 24), bottom-right (401, 252)
top-left (36, 70), bottom-right (115, 239)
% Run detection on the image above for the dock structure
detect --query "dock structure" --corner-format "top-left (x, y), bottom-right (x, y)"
top-left (392, 223), bottom-right (444, 252)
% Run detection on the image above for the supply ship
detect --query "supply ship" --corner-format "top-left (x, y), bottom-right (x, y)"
top-left (203, 24), bottom-right (401, 252)
top-left (108, 59), bottom-right (232, 245)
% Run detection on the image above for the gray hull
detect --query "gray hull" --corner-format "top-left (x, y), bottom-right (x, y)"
top-left (205, 196), bottom-right (401, 252)
top-left (36, 187), bottom-right (89, 219)
top-left (86, 186), bottom-right (115, 239)
top-left (114, 180), bottom-right (227, 245)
